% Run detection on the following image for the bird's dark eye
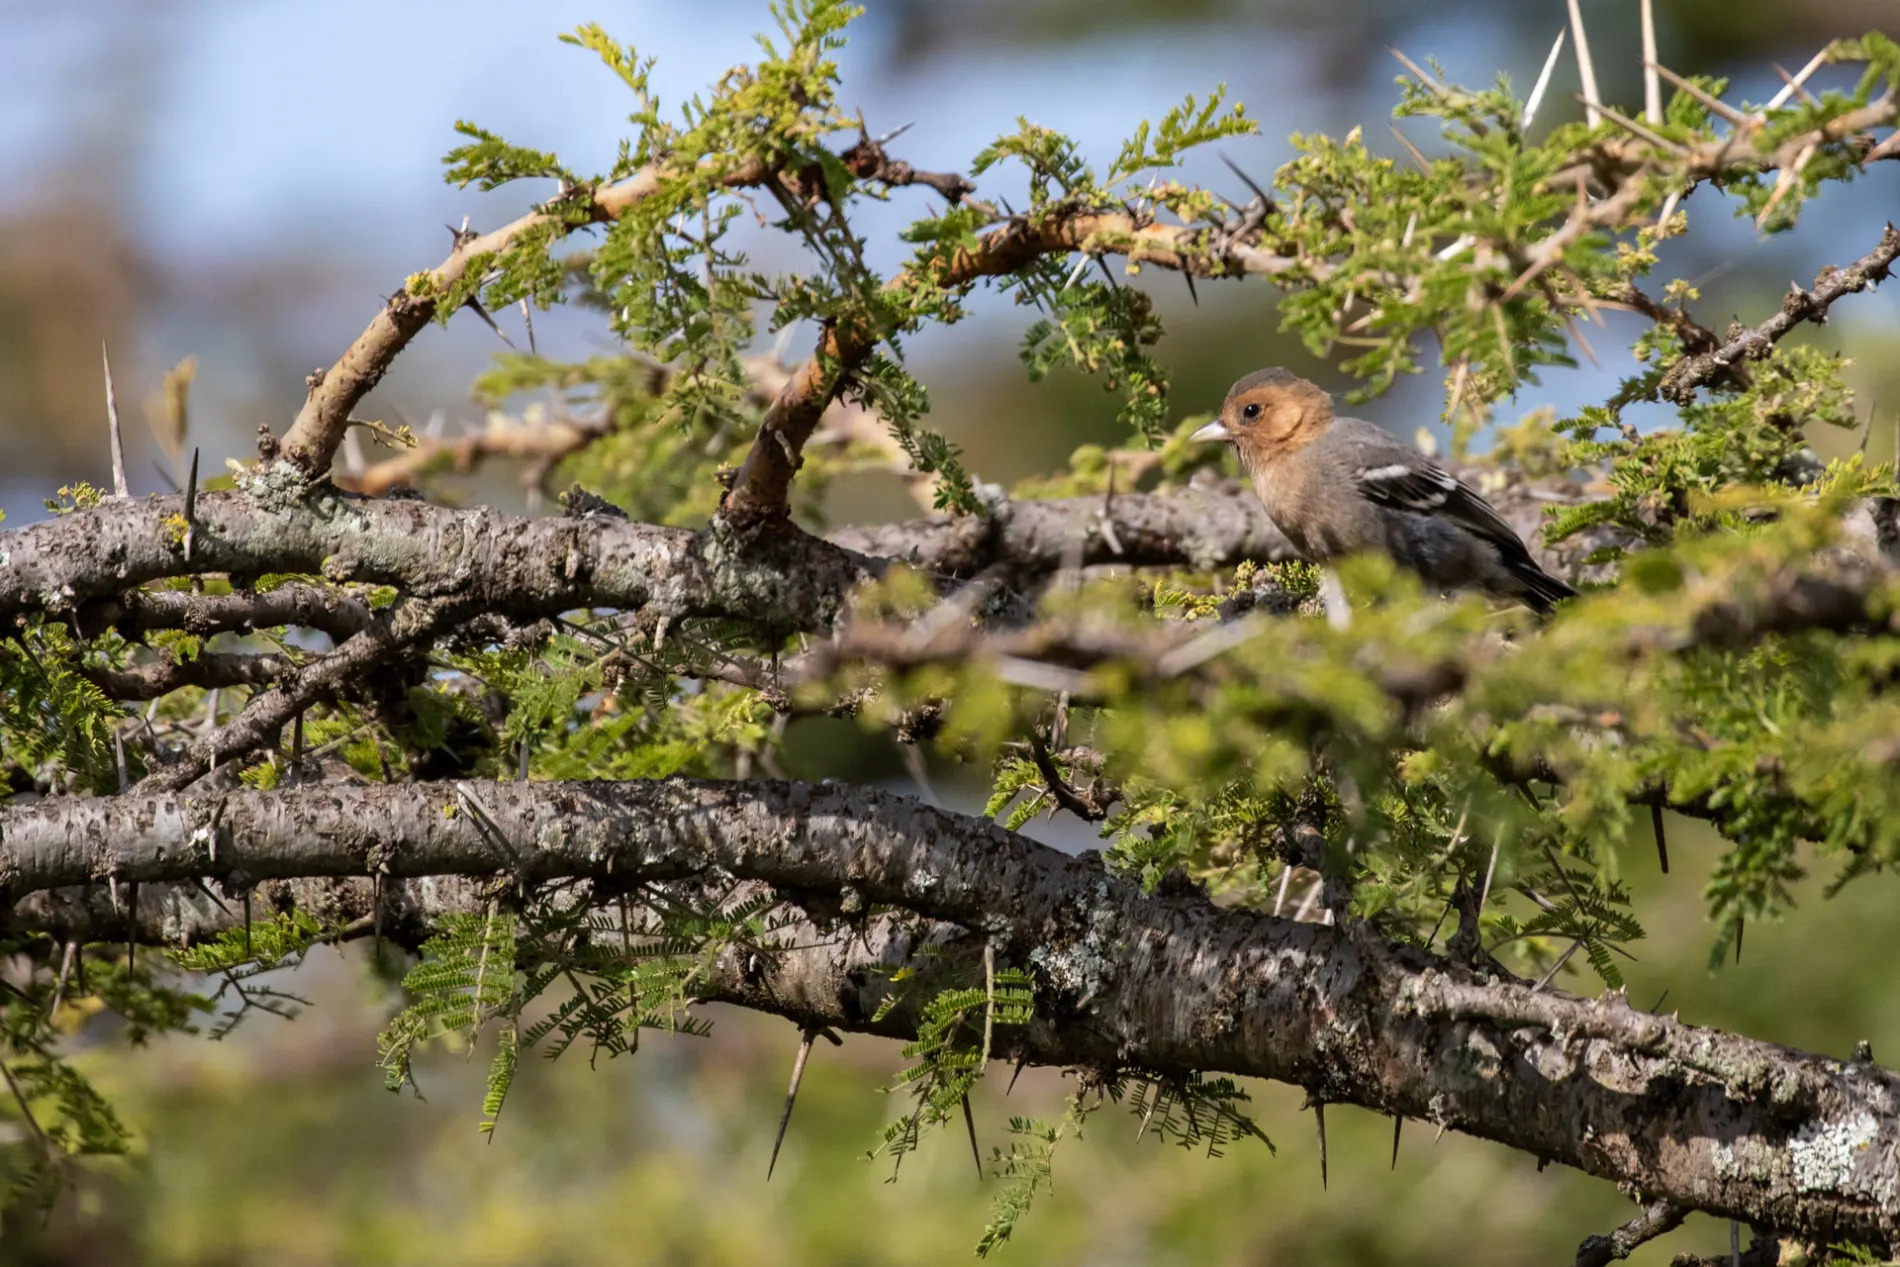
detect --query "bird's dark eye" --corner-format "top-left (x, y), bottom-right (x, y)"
top-left (1241, 402), bottom-right (1262, 422)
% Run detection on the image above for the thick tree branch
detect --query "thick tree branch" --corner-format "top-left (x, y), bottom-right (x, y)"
top-left (75, 582), bottom-right (376, 644)
top-left (829, 486), bottom-right (1296, 576)
top-left (0, 490), bottom-right (876, 637)
top-left (2, 778), bottom-right (1898, 1248)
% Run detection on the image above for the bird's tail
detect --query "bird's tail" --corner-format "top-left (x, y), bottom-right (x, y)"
top-left (1512, 560), bottom-right (1578, 614)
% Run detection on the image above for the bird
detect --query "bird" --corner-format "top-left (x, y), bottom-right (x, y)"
top-left (1191, 368), bottom-right (1576, 613)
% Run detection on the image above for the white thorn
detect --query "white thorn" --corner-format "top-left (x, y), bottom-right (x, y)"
top-left (1435, 234), bottom-right (1474, 262)
top-left (1657, 188), bottom-right (1683, 231)
top-left (102, 341), bottom-right (128, 499)
top-left (1523, 27), bottom-right (1567, 132)
top-left (1640, 0), bottom-right (1661, 125)
top-left (1763, 47), bottom-right (1828, 113)
top-left (1566, 0), bottom-right (1602, 129)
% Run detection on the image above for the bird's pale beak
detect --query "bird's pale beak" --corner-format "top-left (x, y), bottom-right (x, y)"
top-left (1188, 419), bottom-right (1229, 444)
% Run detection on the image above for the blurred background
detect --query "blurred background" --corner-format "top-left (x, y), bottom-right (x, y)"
top-left (2, 1), bottom-right (1898, 1262)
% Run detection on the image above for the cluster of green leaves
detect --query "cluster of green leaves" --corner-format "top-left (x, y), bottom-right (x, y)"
top-left (869, 949), bottom-right (1035, 1174)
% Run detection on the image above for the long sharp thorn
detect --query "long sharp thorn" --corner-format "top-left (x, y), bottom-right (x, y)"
top-left (1651, 800), bottom-right (1669, 873)
top-left (1522, 27), bottom-right (1567, 132)
top-left (1006, 1055), bottom-right (1029, 1095)
top-left (1734, 918), bottom-right (1744, 965)
top-left (1589, 99), bottom-right (1685, 153)
top-left (125, 881), bottom-right (138, 972)
top-left (519, 298), bottom-right (537, 356)
top-left (1389, 47), bottom-right (1447, 98)
top-left (1218, 151), bottom-right (1272, 209)
top-left (183, 447), bottom-right (200, 563)
top-left (114, 731), bottom-right (128, 792)
top-left (1314, 1101), bottom-right (1328, 1191)
top-left (1183, 269), bottom-right (1200, 307)
top-left (1388, 123), bottom-right (1431, 174)
top-left (102, 342), bottom-right (128, 499)
top-left (189, 877), bottom-right (233, 919)
top-left (1646, 61), bottom-right (1751, 127)
top-left (767, 1027), bottom-right (819, 1180)
top-left (466, 299), bottom-right (516, 349)
top-left (1391, 1115), bottom-right (1403, 1170)
top-left (1566, 0), bottom-right (1602, 129)
top-left (1137, 1085), bottom-right (1165, 1142)
top-left (961, 1093), bottom-right (983, 1180)
top-left (1434, 1121), bottom-right (1447, 1144)
top-left (1640, 0), bottom-right (1661, 125)
top-left (1764, 51), bottom-right (1827, 112)
top-left (1476, 828), bottom-right (1500, 923)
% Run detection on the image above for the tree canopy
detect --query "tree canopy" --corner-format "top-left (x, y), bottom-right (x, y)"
top-left (3, 4), bottom-right (1900, 1261)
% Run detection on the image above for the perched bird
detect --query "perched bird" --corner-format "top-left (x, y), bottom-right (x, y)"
top-left (1192, 368), bottom-right (1576, 613)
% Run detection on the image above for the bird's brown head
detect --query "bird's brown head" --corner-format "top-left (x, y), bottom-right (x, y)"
top-left (1190, 368), bottom-right (1334, 465)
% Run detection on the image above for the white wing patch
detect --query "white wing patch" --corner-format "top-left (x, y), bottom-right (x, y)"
top-left (1357, 462), bottom-right (1456, 511)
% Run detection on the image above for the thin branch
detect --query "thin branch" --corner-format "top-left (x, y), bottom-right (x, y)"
top-left (277, 160), bottom-right (772, 477)
top-left (85, 650), bottom-right (295, 702)
top-left (345, 414), bottom-right (607, 497)
top-left (1659, 222), bottom-right (1900, 403)
top-left (1574, 1200), bottom-right (1688, 1267)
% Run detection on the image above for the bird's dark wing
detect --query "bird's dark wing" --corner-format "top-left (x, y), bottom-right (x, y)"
top-left (1349, 447), bottom-right (1577, 611)
top-left (1349, 457), bottom-right (1527, 557)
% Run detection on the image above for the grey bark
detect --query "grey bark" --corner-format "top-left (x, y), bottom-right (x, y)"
top-left (2, 778), bottom-right (1898, 1249)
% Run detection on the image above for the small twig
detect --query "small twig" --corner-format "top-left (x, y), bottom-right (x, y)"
top-left (1574, 1199), bottom-right (1688, 1267)
top-left (1532, 939), bottom-right (1582, 992)
top-left (1027, 730), bottom-right (1107, 822)
top-left (1390, 1114), bottom-right (1403, 1170)
top-left (0, 1058), bottom-right (49, 1150)
top-left (1651, 800), bottom-right (1669, 874)
top-left (1755, 142), bottom-right (1816, 228)
top-left (45, 941), bottom-right (77, 1021)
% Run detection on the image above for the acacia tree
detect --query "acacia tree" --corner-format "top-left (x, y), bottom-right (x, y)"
top-left (3, 4), bottom-right (1900, 1260)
